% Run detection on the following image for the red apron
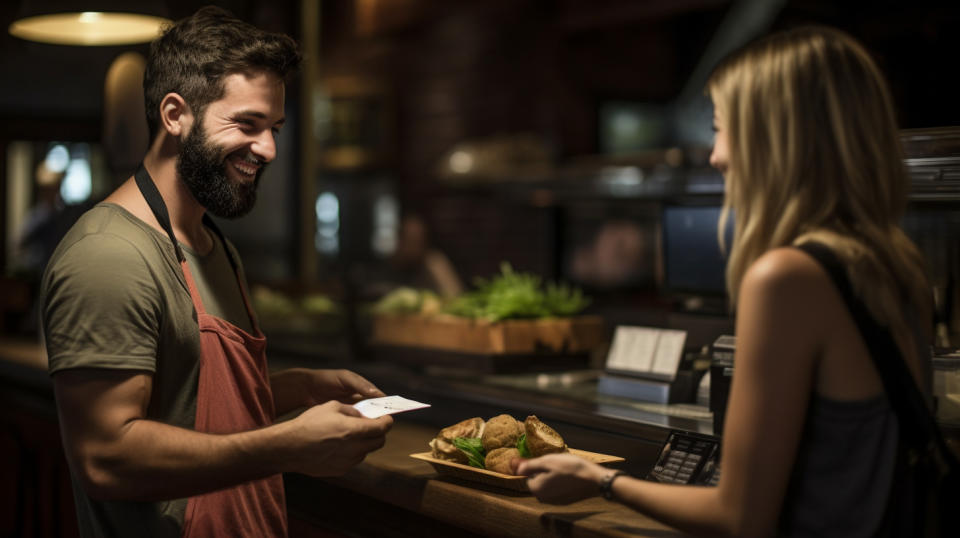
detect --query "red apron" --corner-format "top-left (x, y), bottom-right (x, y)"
top-left (132, 165), bottom-right (287, 538)
top-left (178, 258), bottom-right (287, 538)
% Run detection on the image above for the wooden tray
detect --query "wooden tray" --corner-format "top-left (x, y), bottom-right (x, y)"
top-left (373, 314), bottom-right (605, 355)
top-left (372, 345), bottom-right (590, 374)
top-left (410, 449), bottom-right (625, 492)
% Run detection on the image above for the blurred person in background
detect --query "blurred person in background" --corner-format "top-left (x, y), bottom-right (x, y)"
top-left (14, 162), bottom-right (66, 276)
top-left (388, 213), bottom-right (464, 298)
top-left (10, 161), bottom-right (83, 335)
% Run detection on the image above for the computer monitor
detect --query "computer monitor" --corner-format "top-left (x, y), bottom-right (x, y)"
top-left (662, 205), bottom-right (729, 297)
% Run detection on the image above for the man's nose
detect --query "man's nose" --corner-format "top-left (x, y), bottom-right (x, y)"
top-left (252, 130), bottom-right (277, 162)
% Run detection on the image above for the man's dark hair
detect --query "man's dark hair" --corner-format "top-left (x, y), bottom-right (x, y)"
top-left (143, 6), bottom-right (302, 137)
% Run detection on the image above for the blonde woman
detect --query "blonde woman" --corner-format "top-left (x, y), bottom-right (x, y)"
top-left (514, 27), bottom-right (932, 537)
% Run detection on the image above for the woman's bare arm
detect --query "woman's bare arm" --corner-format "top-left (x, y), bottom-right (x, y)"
top-left (519, 248), bottom-right (828, 537)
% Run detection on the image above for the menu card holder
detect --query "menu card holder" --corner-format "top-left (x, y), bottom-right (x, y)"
top-left (596, 326), bottom-right (690, 404)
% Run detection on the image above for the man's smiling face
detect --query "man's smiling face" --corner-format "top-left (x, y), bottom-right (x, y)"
top-left (176, 71), bottom-right (286, 219)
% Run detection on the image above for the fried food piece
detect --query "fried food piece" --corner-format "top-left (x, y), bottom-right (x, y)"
top-left (485, 447), bottom-right (522, 475)
top-left (524, 415), bottom-right (566, 456)
top-left (481, 413), bottom-right (524, 452)
top-left (429, 417), bottom-right (486, 463)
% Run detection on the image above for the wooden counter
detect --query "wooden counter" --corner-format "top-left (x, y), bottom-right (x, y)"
top-left (0, 338), bottom-right (46, 369)
top-left (11, 337), bottom-right (957, 537)
top-left (0, 338), bottom-right (77, 538)
top-left (0, 338), bottom-right (685, 537)
top-left (286, 420), bottom-right (689, 537)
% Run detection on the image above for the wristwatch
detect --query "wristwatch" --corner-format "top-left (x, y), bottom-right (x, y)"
top-left (599, 470), bottom-right (627, 500)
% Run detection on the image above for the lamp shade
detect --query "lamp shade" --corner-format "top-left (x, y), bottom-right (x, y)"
top-left (9, 0), bottom-right (171, 46)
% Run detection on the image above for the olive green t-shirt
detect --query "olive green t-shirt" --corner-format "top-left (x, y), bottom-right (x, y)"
top-left (41, 202), bottom-right (258, 538)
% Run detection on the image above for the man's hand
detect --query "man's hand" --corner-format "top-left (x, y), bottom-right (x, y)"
top-left (271, 368), bottom-right (387, 415)
top-left (304, 369), bottom-right (386, 404)
top-left (281, 400), bottom-right (393, 477)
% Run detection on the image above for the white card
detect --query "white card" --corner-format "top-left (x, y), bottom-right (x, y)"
top-left (353, 395), bottom-right (431, 418)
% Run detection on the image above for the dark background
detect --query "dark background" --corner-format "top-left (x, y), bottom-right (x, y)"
top-left (1, 0), bottom-right (958, 330)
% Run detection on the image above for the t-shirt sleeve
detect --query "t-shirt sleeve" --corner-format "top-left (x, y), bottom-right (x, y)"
top-left (42, 233), bottom-right (164, 375)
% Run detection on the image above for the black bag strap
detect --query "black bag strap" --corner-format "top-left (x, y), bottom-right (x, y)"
top-left (796, 242), bottom-right (957, 467)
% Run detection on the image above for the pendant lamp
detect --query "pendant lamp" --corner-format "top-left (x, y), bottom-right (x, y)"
top-left (8, 0), bottom-right (171, 46)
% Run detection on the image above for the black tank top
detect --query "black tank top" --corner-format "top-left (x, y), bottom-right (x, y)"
top-left (777, 243), bottom-right (930, 536)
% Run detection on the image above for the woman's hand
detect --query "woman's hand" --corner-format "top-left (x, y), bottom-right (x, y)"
top-left (513, 453), bottom-right (610, 504)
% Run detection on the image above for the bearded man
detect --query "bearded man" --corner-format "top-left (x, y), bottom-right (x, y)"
top-left (40, 7), bottom-right (393, 538)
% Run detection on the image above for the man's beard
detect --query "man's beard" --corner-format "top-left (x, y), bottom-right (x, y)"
top-left (176, 124), bottom-right (263, 219)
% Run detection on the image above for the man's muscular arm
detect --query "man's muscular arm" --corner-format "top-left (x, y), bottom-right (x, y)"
top-left (54, 367), bottom-right (392, 502)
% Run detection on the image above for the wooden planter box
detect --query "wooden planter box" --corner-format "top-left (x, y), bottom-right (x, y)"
top-left (371, 314), bottom-right (605, 355)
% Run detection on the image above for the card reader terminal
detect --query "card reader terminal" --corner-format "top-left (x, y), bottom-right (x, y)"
top-left (647, 430), bottom-right (721, 486)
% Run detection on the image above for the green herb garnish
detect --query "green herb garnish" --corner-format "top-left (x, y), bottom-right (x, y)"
top-left (452, 437), bottom-right (486, 469)
top-left (516, 433), bottom-right (531, 458)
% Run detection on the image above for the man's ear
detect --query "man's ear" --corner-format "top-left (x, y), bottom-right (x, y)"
top-left (159, 93), bottom-right (192, 137)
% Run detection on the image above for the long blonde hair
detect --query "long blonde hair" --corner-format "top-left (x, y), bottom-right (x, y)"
top-left (708, 26), bottom-right (929, 340)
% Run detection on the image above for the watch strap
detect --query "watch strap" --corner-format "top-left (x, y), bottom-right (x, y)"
top-left (600, 470), bottom-right (627, 500)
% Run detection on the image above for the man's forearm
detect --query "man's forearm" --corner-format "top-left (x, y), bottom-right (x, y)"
top-left (80, 417), bottom-right (297, 501)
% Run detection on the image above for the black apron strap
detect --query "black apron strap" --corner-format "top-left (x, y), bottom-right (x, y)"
top-left (134, 163), bottom-right (240, 271)
top-left (134, 164), bottom-right (186, 263)
top-left (202, 213), bottom-right (238, 272)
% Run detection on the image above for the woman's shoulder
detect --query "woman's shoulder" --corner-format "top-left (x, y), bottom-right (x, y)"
top-left (742, 247), bottom-right (832, 297)
top-left (737, 246), bottom-right (847, 339)
top-left (736, 247), bottom-right (845, 365)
